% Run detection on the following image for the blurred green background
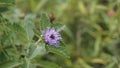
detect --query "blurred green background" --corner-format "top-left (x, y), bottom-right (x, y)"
top-left (3, 0), bottom-right (120, 68)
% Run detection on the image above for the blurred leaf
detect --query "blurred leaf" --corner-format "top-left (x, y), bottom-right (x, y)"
top-left (29, 43), bottom-right (46, 59)
top-left (78, 1), bottom-right (87, 15)
top-left (0, 0), bottom-right (15, 3)
top-left (5, 47), bottom-right (19, 58)
top-left (0, 52), bottom-right (9, 63)
top-left (78, 58), bottom-right (93, 68)
top-left (105, 62), bottom-right (116, 68)
top-left (94, 36), bottom-right (102, 56)
top-left (30, 0), bottom-right (37, 13)
top-left (51, 23), bottom-right (63, 29)
top-left (0, 7), bottom-right (9, 12)
top-left (34, 61), bottom-right (59, 68)
top-left (0, 61), bottom-right (22, 68)
top-left (60, 41), bottom-right (66, 47)
top-left (0, 0), bottom-right (15, 12)
top-left (23, 20), bottom-right (34, 41)
top-left (47, 45), bottom-right (70, 59)
top-left (91, 58), bottom-right (106, 64)
top-left (40, 13), bottom-right (51, 30)
top-left (89, 1), bottom-right (97, 14)
top-left (35, 0), bottom-right (48, 13)
top-left (7, 23), bottom-right (25, 33)
top-left (7, 23), bottom-right (29, 44)
top-left (63, 26), bottom-right (73, 39)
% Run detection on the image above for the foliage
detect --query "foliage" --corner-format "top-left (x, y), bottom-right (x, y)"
top-left (1, 0), bottom-right (120, 68)
top-left (0, 0), bottom-right (69, 68)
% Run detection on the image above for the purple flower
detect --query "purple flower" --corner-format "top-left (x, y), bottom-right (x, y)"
top-left (42, 27), bottom-right (62, 46)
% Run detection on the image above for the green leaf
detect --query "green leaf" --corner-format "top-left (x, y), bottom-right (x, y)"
top-left (51, 23), bottom-right (63, 29)
top-left (0, 7), bottom-right (9, 12)
top-left (7, 23), bottom-right (29, 44)
top-left (63, 26), bottom-right (73, 39)
top-left (0, 0), bottom-right (15, 3)
top-left (0, 61), bottom-right (22, 68)
top-left (105, 62), bottom-right (116, 68)
top-left (47, 45), bottom-right (70, 59)
top-left (23, 21), bottom-right (34, 41)
top-left (78, 58), bottom-right (93, 68)
top-left (29, 43), bottom-right (46, 59)
top-left (5, 48), bottom-right (18, 57)
top-left (0, 52), bottom-right (9, 63)
top-left (34, 61), bottom-right (59, 68)
top-left (40, 13), bottom-right (51, 30)
top-left (7, 23), bottom-right (25, 33)
top-left (0, 0), bottom-right (15, 12)
top-left (29, 63), bottom-right (37, 68)
top-left (94, 36), bottom-right (101, 56)
top-left (60, 41), bottom-right (66, 47)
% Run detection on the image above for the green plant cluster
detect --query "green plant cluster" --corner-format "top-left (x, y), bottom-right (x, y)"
top-left (29, 0), bottom-right (119, 68)
top-left (0, 0), bottom-right (69, 68)
top-left (0, 0), bottom-right (120, 68)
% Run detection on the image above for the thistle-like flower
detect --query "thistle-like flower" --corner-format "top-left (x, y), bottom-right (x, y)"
top-left (42, 27), bottom-right (62, 46)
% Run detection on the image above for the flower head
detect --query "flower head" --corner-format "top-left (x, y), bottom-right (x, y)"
top-left (42, 27), bottom-right (62, 46)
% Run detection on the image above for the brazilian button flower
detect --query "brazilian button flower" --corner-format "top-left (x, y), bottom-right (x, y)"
top-left (42, 27), bottom-right (62, 46)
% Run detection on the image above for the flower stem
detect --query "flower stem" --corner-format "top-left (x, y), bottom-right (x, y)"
top-left (35, 35), bottom-right (42, 45)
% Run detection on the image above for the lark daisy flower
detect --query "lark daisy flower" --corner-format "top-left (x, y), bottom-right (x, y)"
top-left (42, 27), bottom-right (62, 46)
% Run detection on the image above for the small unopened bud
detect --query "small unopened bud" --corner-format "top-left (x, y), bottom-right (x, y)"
top-left (18, 12), bottom-right (25, 19)
top-left (49, 13), bottom-right (55, 23)
top-left (107, 10), bottom-right (115, 17)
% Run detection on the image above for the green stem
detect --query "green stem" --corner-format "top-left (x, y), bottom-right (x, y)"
top-left (94, 36), bottom-right (101, 57)
top-left (35, 35), bottom-right (42, 45)
top-left (1, 46), bottom-right (9, 59)
top-left (27, 59), bottom-right (30, 68)
top-left (25, 57), bottom-right (30, 68)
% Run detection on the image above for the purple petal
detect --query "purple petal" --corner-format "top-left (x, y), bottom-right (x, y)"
top-left (42, 27), bottom-right (62, 46)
